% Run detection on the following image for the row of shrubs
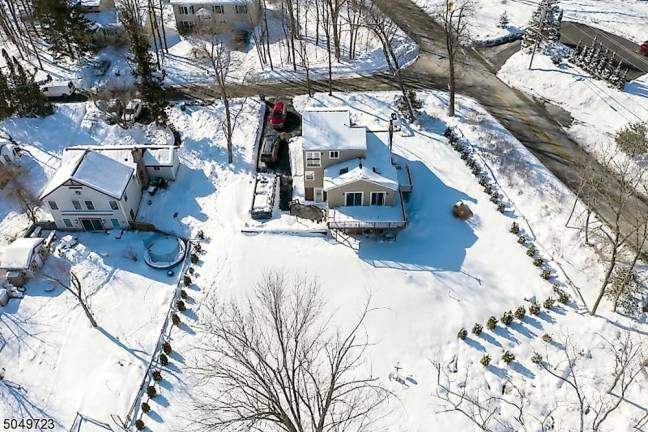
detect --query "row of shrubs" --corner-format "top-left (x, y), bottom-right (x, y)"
top-left (136, 243), bottom-right (199, 431)
top-left (458, 285), bottom-right (570, 340)
top-left (445, 127), bottom-right (507, 213)
top-left (479, 341), bottom-right (549, 368)
top-left (510, 222), bottom-right (553, 280)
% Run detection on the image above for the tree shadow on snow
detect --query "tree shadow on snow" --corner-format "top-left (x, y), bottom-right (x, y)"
top-left (485, 364), bottom-right (509, 380)
top-left (464, 337), bottom-right (486, 352)
top-left (146, 409), bottom-right (164, 423)
top-left (508, 321), bottom-right (537, 339)
top-left (510, 361), bottom-right (536, 379)
top-left (479, 332), bottom-right (503, 348)
top-left (492, 326), bottom-right (519, 345)
top-left (358, 159), bottom-right (478, 272)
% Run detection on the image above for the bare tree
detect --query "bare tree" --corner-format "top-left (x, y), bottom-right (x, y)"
top-left (193, 21), bottom-right (235, 164)
top-left (189, 272), bottom-right (390, 432)
top-left (437, 0), bottom-right (474, 117)
top-left (45, 262), bottom-right (98, 328)
top-left (363, 4), bottom-right (415, 121)
top-left (433, 360), bottom-right (556, 431)
top-left (538, 333), bottom-right (646, 432)
top-left (590, 156), bottom-right (646, 315)
top-left (1, 166), bottom-right (41, 223)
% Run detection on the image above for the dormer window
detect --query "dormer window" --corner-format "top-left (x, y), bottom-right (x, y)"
top-left (339, 167), bottom-right (348, 175)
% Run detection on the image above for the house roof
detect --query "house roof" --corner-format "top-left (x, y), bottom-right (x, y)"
top-left (302, 109), bottom-right (367, 151)
top-left (323, 131), bottom-right (398, 192)
top-left (40, 150), bottom-right (135, 200)
top-left (0, 237), bottom-right (44, 270)
top-left (64, 145), bottom-right (177, 167)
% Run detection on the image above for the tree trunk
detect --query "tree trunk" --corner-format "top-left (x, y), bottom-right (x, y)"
top-left (591, 242), bottom-right (618, 315)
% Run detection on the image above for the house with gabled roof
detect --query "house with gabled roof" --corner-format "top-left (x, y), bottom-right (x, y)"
top-left (299, 108), bottom-right (412, 233)
top-left (39, 150), bottom-right (143, 231)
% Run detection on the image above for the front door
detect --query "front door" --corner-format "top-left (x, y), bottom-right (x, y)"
top-left (81, 218), bottom-right (103, 231)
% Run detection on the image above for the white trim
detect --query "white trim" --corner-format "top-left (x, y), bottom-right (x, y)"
top-left (329, 150), bottom-right (339, 159)
top-left (344, 191), bottom-right (364, 206)
top-left (305, 151), bottom-right (321, 168)
top-left (305, 170), bottom-right (315, 181)
top-left (370, 191), bottom-right (386, 206)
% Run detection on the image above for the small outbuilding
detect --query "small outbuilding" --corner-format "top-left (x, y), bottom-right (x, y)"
top-left (0, 238), bottom-right (48, 287)
top-left (0, 139), bottom-right (20, 166)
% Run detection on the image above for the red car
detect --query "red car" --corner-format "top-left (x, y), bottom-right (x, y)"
top-left (641, 41), bottom-right (648, 56)
top-left (270, 100), bottom-right (288, 130)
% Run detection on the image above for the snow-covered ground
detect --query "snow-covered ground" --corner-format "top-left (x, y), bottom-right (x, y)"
top-left (413, 0), bottom-right (648, 43)
top-left (498, 49), bottom-right (648, 190)
top-left (1, 91), bottom-right (646, 430)
top-left (0, 3), bottom-right (417, 93)
top-left (0, 231), bottom-right (180, 427)
top-left (120, 92), bottom-right (646, 430)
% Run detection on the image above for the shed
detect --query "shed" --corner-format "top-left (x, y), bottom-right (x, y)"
top-left (0, 238), bottom-right (47, 286)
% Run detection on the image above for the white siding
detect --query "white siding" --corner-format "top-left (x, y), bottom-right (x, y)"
top-left (44, 173), bottom-right (142, 230)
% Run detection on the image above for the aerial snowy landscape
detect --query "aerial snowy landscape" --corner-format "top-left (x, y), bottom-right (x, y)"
top-left (0, 0), bottom-right (647, 432)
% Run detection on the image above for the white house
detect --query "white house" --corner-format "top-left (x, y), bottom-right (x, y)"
top-left (169, 0), bottom-right (260, 34)
top-left (0, 237), bottom-right (48, 287)
top-left (39, 150), bottom-right (143, 231)
top-left (64, 145), bottom-right (180, 181)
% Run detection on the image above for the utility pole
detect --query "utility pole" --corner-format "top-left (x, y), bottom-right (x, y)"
top-left (528, 5), bottom-right (548, 70)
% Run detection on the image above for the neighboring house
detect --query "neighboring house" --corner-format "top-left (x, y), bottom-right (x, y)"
top-left (300, 109), bottom-right (412, 233)
top-left (0, 139), bottom-right (20, 166)
top-left (78, 0), bottom-right (115, 13)
top-left (170, 0), bottom-right (260, 33)
top-left (0, 237), bottom-right (47, 287)
top-left (64, 145), bottom-right (181, 181)
top-left (39, 150), bottom-right (143, 231)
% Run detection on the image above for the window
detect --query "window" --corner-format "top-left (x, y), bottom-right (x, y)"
top-left (111, 219), bottom-right (120, 228)
top-left (124, 194), bottom-right (128, 202)
top-left (212, 4), bottom-right (224, 13)
top-left (306, 151), bottom-right (321, 167)
top-left (153, 166), bottom-right (160, 171)
top-left (178, 6), bottom-right (189, 14)
top-left (72, 200), bottom-right (81, 210)
top-left (370, 192), bottom-right (386, 206)
top-left (345, 192), bottom-right (363, 206)
top-left (235, 4), bottom-right (248, 13)
top-left (129, 209), bottom-right (135, 219)
top-left (85, 200), bottom-right (95, 210)
top-left (109, 200), bottom-right (118, 210)
top-left (305, 171), bottom-right (315, 181)
top-left (63, 218), bottom-right (73, 228)
top-left (190, 5), bottom-right (195, 13)
top-left (48, 201), bottom-right (58, 210)
top-left (329, 151), bottom-right (339, 159)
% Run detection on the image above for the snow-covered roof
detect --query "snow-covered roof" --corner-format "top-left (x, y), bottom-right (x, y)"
top-left (80, 0), bottom-right (101, 7)
top-left (302, 109), bottom-right (367, 151)
top-left (0, 237), bottom-right (44, 270)
top-left (144, 147), bottom-right (175, 166)
top-left (64, 145), bottom-right (177, 167)
top-left (40, 150), bottom-right (135, 200)
top-left (323, 132), bottom-right (398, 191)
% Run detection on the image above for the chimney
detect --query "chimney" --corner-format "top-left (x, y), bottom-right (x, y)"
top-left (131, 148), bottom-right (150, 189)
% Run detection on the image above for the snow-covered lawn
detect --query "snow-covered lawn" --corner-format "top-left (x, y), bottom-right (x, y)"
top-left (126, 92), bottom-right (646, 431)
top-left (498, 49), bottom-right (648, 189)
top-left (414, 0), bottom-right (648, 43)
top-left (0, 231), bottom-right (180, 427)
top-left (1, 91), bottom-right (646, 430)
top-left (0, 2), bottom-right (418, 92)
